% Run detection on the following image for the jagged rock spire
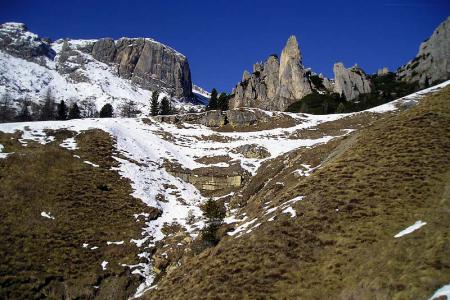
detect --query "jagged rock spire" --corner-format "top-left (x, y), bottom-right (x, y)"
top-left (278, 35), bottom-right (312, 105)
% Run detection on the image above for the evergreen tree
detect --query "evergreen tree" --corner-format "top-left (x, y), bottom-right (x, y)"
top-left (40, 89), bottom-right (56, 121)
top-left (16, 102), bottom-right (32, 122)
top-left (336, 102), bottom-right (346, 113)
top-left (99, 103), bottom-right (113, 118)
top-left (0, 93), bottom-right (16, 122)
top-left (57, 100), bottom-right (68, 120)
top-left (160, 97), bottom-right (171, 115)
top-left (150, 91), bottom-right (160, 116)
top-left (119, 100), bottom-right (140, 117)
top-left (68, 103), bottom-right (81, 119)
top-left (208, 88), bottom-right (218, 110)
top-left (201, 198), bottom-right (225, 247)
top-left (217, 92), bottom-right (229, 111)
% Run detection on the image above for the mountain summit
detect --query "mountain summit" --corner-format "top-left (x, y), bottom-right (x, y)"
top-left (0, 22), bottom-right (202, 118)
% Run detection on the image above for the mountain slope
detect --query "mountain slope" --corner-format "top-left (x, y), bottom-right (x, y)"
top-left (142, 85), bottom-right (450, 299)
top-left (0, 22), bottom-right (205, 117)
top-left (0, 82), bottom-right (448, 299)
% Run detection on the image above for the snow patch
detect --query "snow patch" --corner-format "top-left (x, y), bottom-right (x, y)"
top-left (60, 137), bottom-right (78, 150)
top-left (394, 220), bottom-right (427, 238)
top-left (282, 206), bottom-right (296, 218)
top-left (40, 211), bottom-right (55, 219)
top-left (0, 143), bottom-right (12, 158)
top-left (101, 261), bottom-right (108, 270)
top-left (83, 160), bottom-right (99, 167)
top-left (107, 241), bottom-right (124, 245)
top-left (428, 283), bottom-right (450, 300)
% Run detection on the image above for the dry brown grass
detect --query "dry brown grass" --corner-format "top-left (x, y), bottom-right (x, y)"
top-left (0, 129), bottom-right (157, 299)
top-left (143, 86), bottom-right (450, 299)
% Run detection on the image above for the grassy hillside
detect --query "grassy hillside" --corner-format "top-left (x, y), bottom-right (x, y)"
top-left (0, 129), bottom-right (158, 299)
top-left (143, 86), bottom-right (450, 299)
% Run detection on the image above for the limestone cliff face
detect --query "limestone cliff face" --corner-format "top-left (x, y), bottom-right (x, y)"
top-left (278, 36), bottom-right (312, 107)
top-left (92, 37), bottom-right (192, 99)
top-left (231, 55), bottom-right (280, 110)
top-left (396, 17), bottom-right (450, 87)
top-left (0, 23), bottom-right (193, 99)
top-left (333, 63), bottom-right (372, 101)
top-left (230, 36), bottom-right (312, 111)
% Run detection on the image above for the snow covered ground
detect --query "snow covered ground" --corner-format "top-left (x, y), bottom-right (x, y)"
top-left (0, 40), bottom-right (205, 116)
top-left (0, 79), bottom-right (447, 294)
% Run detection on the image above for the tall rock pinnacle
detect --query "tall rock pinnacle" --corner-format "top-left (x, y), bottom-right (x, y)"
top-left (229, 35), bottom-right (314, 111)
top-left (278, 35), bottom-right (312, 106)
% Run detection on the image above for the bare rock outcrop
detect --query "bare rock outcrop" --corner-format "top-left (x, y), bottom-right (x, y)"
top-left (0, 22), bottom-right (55, 63)
top-left (0, 22), bottom-right (193, 99)
top-left (396, 16), bottom-right (449, 87)
top-left (278, 36), bottom-right (312, 107)
top-left (333, 63), bottom-right (372, 101)
top-left (229, 36), bottom-right (313, 111)
top-left (91, 37), bottom-right (193, 99)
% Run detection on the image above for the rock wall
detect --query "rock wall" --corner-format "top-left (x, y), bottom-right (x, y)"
top-left (229, 36), bottom-right (313, 111)
top-left (333, 63), bottom-right (372, 101)
top-left (154, 108), bottom-right (298, 129)
top-left (0, 22), bottom-right (193, 99)
top-left (92, 37), bottom-right (192, 99)
top-left (278, 36), bottom-right (312, 106)
top-left (396, 17), bottom-right (449, 87)
top-left (164, 161), bottom-right (248, 193)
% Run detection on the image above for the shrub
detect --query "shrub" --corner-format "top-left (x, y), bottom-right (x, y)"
top-left (208, 89), bottom-right (218, 110)
top-left (200, 198), bottom-right (226, 248)
top-left (285, 93), bottom-right (339, 114)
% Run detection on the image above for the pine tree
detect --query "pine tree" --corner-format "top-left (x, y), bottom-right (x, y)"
top-left (0, 93), bottom-right (16, 122)
top-left (160, 97), bottom-right (171, 115)
top-left (40, 89), bottom-right (56, 121)
top-left (119, 100), bottom-right (140, 117)
top-left (208, 88), bottom-right (218, 110)
top-left (57, 100), bottom-right (68, 120)
top-left (68, 103), bottom-right (81, 119)
top-left (16, 102), bottom-right (32, 122)
top-left (99, 103), bottom-right (113, 118)
top-left (217, 92), bottom-right (229, 111)
top-left (150, 91), bottom-right (160, 116)
top-left (201, 198), bottom-right (225, 247)
top-left (336, 102), bottom-right (346, 113)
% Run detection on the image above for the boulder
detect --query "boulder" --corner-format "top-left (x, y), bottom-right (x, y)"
top-left (232, 144), bottom-right (271, 159)
top-left (200, 110), bottom-right (226, 127)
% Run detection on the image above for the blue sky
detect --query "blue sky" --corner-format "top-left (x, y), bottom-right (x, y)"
top-left (1, 0), bottom-right (448, 93)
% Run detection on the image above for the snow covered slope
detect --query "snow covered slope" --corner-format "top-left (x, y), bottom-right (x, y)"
top-left (0, 22), bottom-right (206, 116)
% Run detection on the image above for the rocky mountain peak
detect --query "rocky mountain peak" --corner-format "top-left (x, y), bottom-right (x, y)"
top-left (281, 35), bottom-right (302, 64)
top-left (1, 22), bottom-right (28, 32)
top-left (0, 22), bottom-right (196, 112)
top-left (229, 35), bottom-right (312, 111)
top-left (396, 16), bottom-right (449, 87)
top-left (0, 22), bottom-right (55, 61)
top-left (278, 35), bottom-right (311, 105)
